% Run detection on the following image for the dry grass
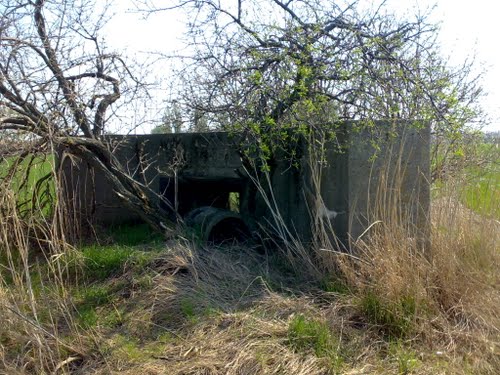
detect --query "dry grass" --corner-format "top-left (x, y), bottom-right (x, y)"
top-left (0, 176), bottom-right (90, 374)
top-left (63, 242), bottom-right (342, 375)
top-left (1, 152), bottom-right (499, 374)
top-left (329, 191), bottom-right (500, 374)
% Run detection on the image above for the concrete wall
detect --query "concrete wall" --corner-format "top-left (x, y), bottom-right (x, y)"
top-left (60, 121), bottom-right (430, 247)
top-left (61, 132), bottom-right (243, 226)
top-left (346, 122), bottom-right (430, 242)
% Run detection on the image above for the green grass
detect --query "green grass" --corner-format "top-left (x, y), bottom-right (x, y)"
top-left (180, 298), bottom-right (197, 321)
top-left (389, 341), bottom-right (420, 374)
top-left (74, 284), bottom-right (113, 328)
top-left (0, 155), bottom-right (55, 214)
top-left (287, 314), bottom-right (344, 371)
top-left (433, 141), bottom-right (500, 220)
top-left (320, 276), bottom-right (351, 295)
top-left (359, 292), bottom-right (417, 339)
top-left (461, 166), bottom-right (500, 220)
top-left (76, 241), bottom-right (156, 282)
top-left (79, 245), bottom-right (135, 280)
top-left (78, 284), bottom-right (112, 307)
top-left (67, 230), bottom-right (162, 327)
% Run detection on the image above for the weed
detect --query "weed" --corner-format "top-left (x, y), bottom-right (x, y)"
top-left (156, 331), bottom-right (175, 344)
top-left (80, 245), bottom-right (134, 280)
top-left (203, 306), bottom-right (222, 318)
top-left (180, 298), bottom-right (197, 321)
top-left (78, 307), bottom-right (99, 328)
top-left (178, 296), bottom-right (219, 323)
top-left (255, 348), bottom-right (273, 367)
top-left (78, 285), bottom-right (112, 306)
top-left (106, 334), bottom-right (165, 364)
top-left (77, 305), bottom-right (124, 329)
top-left (389, 342), bottom-right (420, 374)
top-left (102, 308), bottom-right (125, 328)
top-left (461, 169), bottom-right (500, 220)
top-left (229, 191), bottom-right (240, 212)
top-left (287, 314), bottom-right (344, 372)
top-left (75, 284), bottom-right (112, 328)
top-left (359, 292), bottom-right (417, 339)
top-left (135, 274), bottom-right (154, 289)
top-left (320, 276), bottom-right (350, 295)
top-left (109, 335), bottom-right (146, 363)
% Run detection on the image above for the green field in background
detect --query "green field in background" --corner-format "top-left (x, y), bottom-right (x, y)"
top-left (0, 155), bottom-right (55, 213)
top-left (460, 144), bottom-right (500, 220)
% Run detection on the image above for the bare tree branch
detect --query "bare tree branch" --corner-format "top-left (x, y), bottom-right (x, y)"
top-left (0, 0), bottom-right (176, 235)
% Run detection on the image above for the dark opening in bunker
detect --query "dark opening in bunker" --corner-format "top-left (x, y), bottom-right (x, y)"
top-left (159, 176), bottom-right (244, 218)
top-left (159, 176), bottom-right (250, 243)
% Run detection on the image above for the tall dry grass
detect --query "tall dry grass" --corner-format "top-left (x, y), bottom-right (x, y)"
top-left (249, 132), bottom-right (499, 372)
top-left (0, 135), bottom-right (498, 374)
top-left (0, 159), bottom-right (88, 374)
top-left (320, 152), bottom-right (499, 373)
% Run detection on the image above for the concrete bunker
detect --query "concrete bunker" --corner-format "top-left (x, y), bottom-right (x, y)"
top-left (60, 121), bottom-right (430, 247)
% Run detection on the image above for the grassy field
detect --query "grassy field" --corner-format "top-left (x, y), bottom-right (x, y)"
top-left (0, 142), bottom-right (499, 374)
top-left (461, 151), bottom-right (500, 220)
top-left (431, 141), bottom-right (500, 220)
top-left (0, 154), bottom-right (54, 214)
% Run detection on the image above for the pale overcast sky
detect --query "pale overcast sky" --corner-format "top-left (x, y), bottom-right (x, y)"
top-left (104, 0), bottom-right (500, 131)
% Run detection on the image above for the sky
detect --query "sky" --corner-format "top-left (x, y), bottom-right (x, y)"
top-left (104, 0), bottom-right (500, 132)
